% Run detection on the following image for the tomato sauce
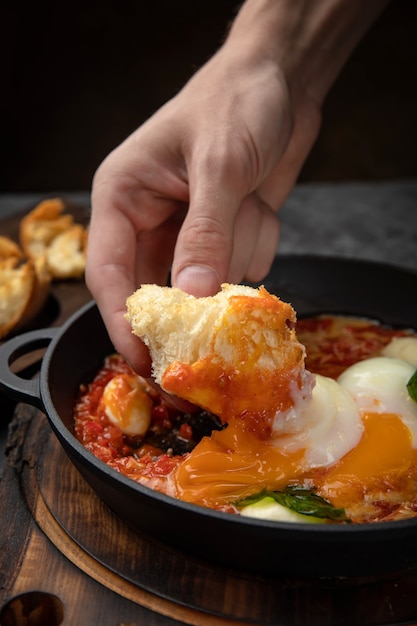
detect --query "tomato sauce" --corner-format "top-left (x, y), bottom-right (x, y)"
top-left (74, 354), bottom-right (223, 490)
top-left (296, 315), bottom-right (413, 379)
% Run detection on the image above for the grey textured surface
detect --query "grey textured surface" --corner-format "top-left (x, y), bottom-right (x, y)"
top-left (0, 192), bottom-right (91, 219)
top-left (277, 180), bottom-right (417, 272)
top-left (1, 180), bottom-right (416, 270)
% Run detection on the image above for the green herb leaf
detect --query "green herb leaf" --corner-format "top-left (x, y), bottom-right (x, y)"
top-left (236, 486), bottom-right (350, 521)
top-left (407, 370), bottom-right (417, 403)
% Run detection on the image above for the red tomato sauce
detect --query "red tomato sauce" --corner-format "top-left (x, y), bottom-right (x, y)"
top-left (74, 354), bottom-right (222, 488)
top-left (296, 315), bottom-right (413, 379)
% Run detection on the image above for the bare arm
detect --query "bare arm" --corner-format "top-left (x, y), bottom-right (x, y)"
top-left (86, 0), bottom-right (388, 374)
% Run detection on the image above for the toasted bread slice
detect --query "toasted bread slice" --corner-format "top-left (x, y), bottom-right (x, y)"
top-left (0, 236), bottom-right (24, 261)
top-left (17, 255), bottom-right (52, 330)
top-left (0, 257), bottom-right (35, 338)
top-left (19, 198), bottom-right (87, 279)
top-left (46, 224), bottom-right (88, 279)
top-left (0, 239), bottom-right (51, 339)
top-left (20, 198), bottom-right (73, 259)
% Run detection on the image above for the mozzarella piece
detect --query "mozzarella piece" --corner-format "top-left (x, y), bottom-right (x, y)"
top-left (102, 374), bottom-right (153, 436)
top-left (338, 356), bottom-right (417, 447)
top-left (240, 498), bottom-right (325, 524)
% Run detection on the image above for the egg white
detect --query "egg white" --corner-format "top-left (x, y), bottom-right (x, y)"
top-left (273, 374), bottom-right (364, 469)
top-left (273, 349), bottom-right (417, 470)
top-left (381, 336), bottom-right (417, 367)
top-left (338, 356), bottom-right (417, 447)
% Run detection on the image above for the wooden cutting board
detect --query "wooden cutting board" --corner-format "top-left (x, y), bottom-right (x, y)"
top-left (2, 200), bottom-right (417, 625)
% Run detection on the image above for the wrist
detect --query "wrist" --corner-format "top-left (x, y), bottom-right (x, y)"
top-left (226, 0), bottom-right (388, 109)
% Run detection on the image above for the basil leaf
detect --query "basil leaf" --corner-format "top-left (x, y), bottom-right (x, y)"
top-left (236, 488), bottom-right (270, 508)
top-left (237, 486), bottom-right (350, 521)
top-left (407, 370), bottom-right (417, 403)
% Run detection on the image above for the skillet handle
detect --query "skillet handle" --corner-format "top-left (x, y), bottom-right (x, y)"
top-left (0, 328), bottom-right (58, 410)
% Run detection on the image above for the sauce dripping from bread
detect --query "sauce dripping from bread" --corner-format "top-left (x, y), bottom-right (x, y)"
top-left (161, 289), bottom-right (307, 436)
top-left (156, 289), bottom-right (312, 509)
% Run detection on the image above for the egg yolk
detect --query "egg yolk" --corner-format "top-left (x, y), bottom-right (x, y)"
top-left (313, 412), bottom-right (417, 510)
top-left (173, 418), bottom-right (306, 509)
top-left (172, 411), bottom-right (417, 514)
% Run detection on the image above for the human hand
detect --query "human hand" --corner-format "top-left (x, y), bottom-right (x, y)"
top-left (86, 34), bottom-right (321, 375)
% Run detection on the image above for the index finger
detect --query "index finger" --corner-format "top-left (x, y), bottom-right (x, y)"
top-left (86, 193), bottom-right (152, 375)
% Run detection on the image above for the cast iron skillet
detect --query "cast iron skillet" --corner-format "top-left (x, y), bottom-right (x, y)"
top-left (1, 255), bottom-right (417, 579)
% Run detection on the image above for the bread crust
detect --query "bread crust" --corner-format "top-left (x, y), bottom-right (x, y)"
top-left (46, 224), bottom-right (88, 279)
top-left (1, 199), bottom-right (88, 338)
top-left (0, 237), bottom-right (51, 339)
top-left (0, 235), bottom-right (24, 261)
top-left (19, 197), bottom-right (87, 279)
top-left (0, 257), bottom-right (35, 338)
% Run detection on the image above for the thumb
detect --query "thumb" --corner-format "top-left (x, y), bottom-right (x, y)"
top-left (171, 176), bottom-right (241, 297)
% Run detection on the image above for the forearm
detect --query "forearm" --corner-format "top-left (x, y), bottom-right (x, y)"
top-left (225, 0), bottom-right (389, 108)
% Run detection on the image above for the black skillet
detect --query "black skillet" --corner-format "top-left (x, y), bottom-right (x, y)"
top-left (1, 254), bottom-right (417, 578)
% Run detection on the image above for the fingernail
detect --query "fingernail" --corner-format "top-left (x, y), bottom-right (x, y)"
top-left (175, 265), bottom-right (221, 296)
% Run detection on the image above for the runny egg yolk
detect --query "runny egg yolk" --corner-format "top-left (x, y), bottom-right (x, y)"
top-left (171, 369), bottom-right (360, 509)
top-left (315, 356), bottom-right (417, 513)
top-left (173, 418), bottom-right (306, 509)
top-left (173, 409), bottom-right (417, 513)
top-left (313, 412), bottom-right (416, 510)
top-left (172, 356), bottom-right (417, 514)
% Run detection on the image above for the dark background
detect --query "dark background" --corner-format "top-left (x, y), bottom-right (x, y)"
top-left (1, 1), bottom-right (416, 193)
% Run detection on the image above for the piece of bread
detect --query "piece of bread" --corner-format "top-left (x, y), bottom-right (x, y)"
top-left (0, 257), bottom-right (35, 339)
top-left (19, 197), bottom-right (87, 279)
top-left (0, 256), bottom-right (50, 338)
top-left (0, 235), bottom-right (24, 261)
top-left (20, 198), bottom-right (73, 258)
top-left (126, 284), bottom-right (307, 430)
top-left (0, 237), bottom-right (51, 339)
top-left (46, 224), bottom-right (88, 279)
top-left (18, 254), bottom-right (52, 328)
top-left (0, 197), bottom-right (88, 338)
